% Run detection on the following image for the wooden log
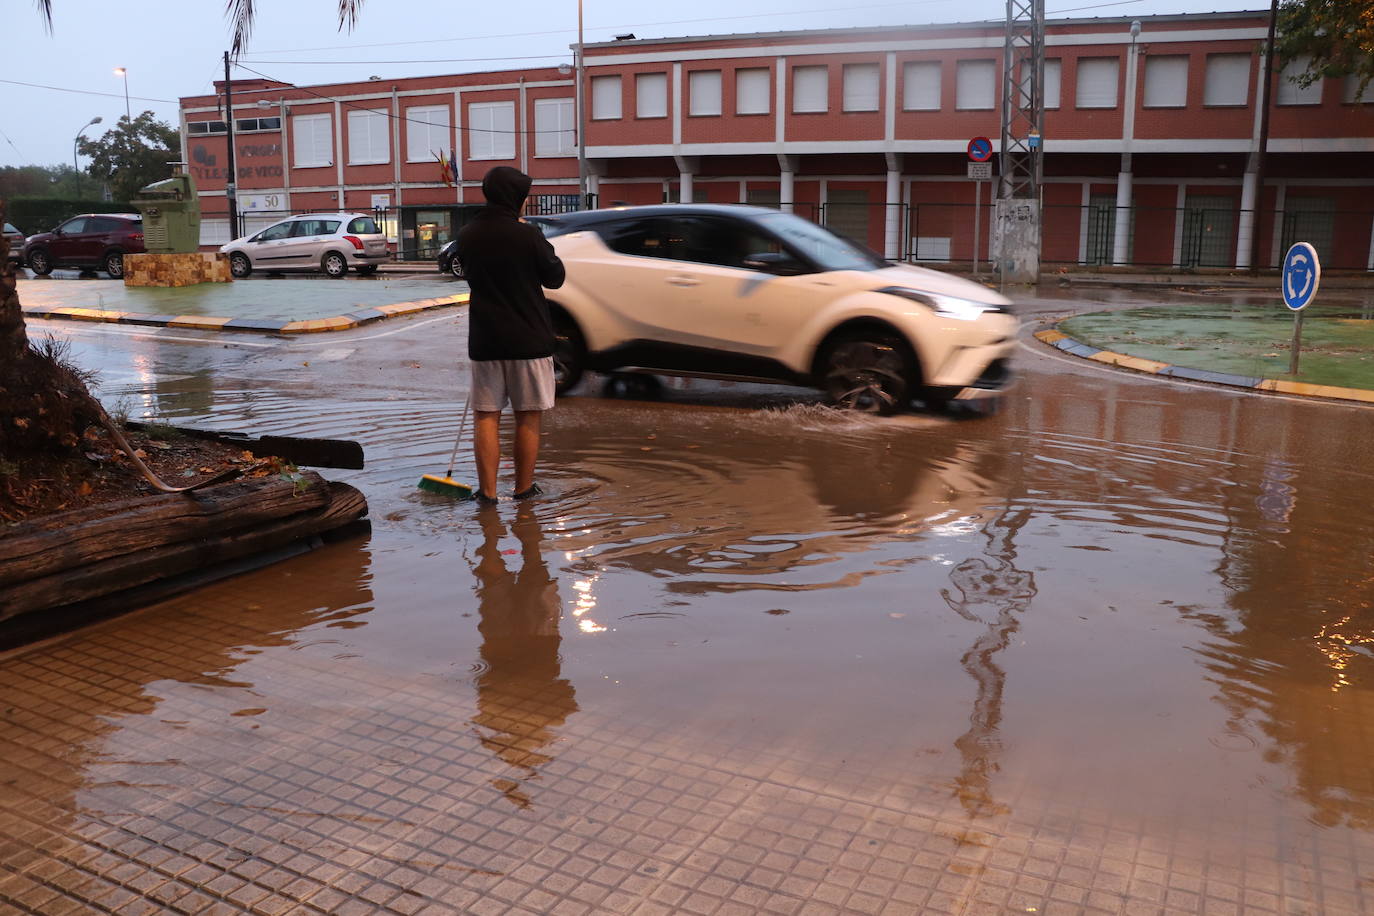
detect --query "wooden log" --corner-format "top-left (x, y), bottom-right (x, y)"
top-left (0, 472), bottom-right (331, 588)
top-left (0, 481), bottom-right (367, 620)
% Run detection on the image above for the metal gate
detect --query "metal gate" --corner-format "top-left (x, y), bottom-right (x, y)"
top-left (1281, 196), bottom-right (1336, 263)
top-left (1180, 196), bottom-right (1236, 268)
top-left (1084, 194), bottom-right (1116, 265)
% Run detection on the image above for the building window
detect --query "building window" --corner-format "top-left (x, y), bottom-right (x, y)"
top-left (591, 75), bottom-right (622, 120)
top-left (793, 65), bottom-right (828, 113)
top-left (636, 73), bottom-right (668, 118)
top-left (347, 109), bottom-right (390, 165)
top-left (1277, 56), bottom-right (1323, 105)
top-left (187, 120), bottom-right (227, 135)
top-left (1204, 53), bottom-right (1250, 106)
top-left (468, 101), bottom-right (515, 161)
top-left (902, 61), bottom-right (940, 111)
top-left (292, 113), bottom-right (332, 168)
top-left (955, 59), bottom-right (996, 110)
top-left (534, 98), bottom-right (575, 157)
top-left (406, 105), bottom-right (451, 162)
top-left (1344, 74), bottom-right (1372, 104)
top-left (689, 70), bottom-right (722, 116)
top-left (1143, 55), bottom-right (1188, 108)
top-left (1076, 57), bottom-right (1119, 108)
top-left (736, 68), bottom-right (770, 115)
top-left (1017, 59), bottom-right (1061, 109)
top-left (842, 63), bottom-right (880, 112)
top-left (235, 117), bottom-right (281, 132)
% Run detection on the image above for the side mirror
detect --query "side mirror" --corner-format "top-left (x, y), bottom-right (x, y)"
top-left (742, 251), bottom-right (804, 276)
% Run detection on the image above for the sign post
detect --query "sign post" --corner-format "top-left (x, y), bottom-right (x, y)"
top-left (967, 137), bottom-right (993, 276)
top-left (1281, 242), bottom-right (1320, 375)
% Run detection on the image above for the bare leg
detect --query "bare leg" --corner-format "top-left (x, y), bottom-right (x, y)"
top-left (513, 410), bottom-right (542, 494)
top-left (473, 410), bottom-right (502, 498)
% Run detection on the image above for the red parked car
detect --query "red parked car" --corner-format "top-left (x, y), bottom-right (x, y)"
top-left (23, 213), bottom-right (145, 279)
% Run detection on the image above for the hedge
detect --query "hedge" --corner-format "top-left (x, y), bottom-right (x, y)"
top-left (7, 199), bottom-right (136, 235)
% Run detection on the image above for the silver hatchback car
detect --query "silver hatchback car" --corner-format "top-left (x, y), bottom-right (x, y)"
top-left (221, 212), bottom-right (389, 278)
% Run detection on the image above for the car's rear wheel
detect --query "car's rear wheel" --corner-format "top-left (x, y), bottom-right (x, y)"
top-left (27, 248), bottom-right (52, 276)
top-left (551, 312), bottom-right (586, 395)
top-left (820, 335), bottom-right (913, 415)
top-left (103, 251), bottom-right (124, 279)
top-left (321, 251), bottom-right (348, 278)
top-left (449, 256), bottom-right (465, 280)
top-left (229, 252), bottom-right (252, 278)
top-left (356, 264), bottom-right (378, 277)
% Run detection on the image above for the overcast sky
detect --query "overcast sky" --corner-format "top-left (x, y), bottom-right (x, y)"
top-left (5, 0), bottom-right (1263, 169)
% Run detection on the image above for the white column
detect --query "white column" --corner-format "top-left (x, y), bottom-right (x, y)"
top-left (777, 153), bottom-right (796, 213)
top-left (675, 154), bottom-right (696, 204)
top-left (1112, 170), bottom-right (1133, 265)
top-left (1235, 168), bottom-right (1258, 269)
top-left (884, 152), bottom-right (901, 261)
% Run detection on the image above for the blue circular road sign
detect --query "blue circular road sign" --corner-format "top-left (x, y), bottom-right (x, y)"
top-left (967, 137), bottom-right (994, 162)
top-left (1281, 242), bottom-right (1321, 311)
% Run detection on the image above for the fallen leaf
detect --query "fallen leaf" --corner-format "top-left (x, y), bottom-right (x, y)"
top-left (77, 482), bottom-right (92, 496)
top-left (133, 449), bottom-right (148, 459)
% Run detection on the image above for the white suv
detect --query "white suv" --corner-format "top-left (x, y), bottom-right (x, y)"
top-left (538, 205), bottom-right (1016, 413)
top-left (221, 212), bottom-right (389, 278)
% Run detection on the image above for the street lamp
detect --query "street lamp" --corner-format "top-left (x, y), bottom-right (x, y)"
top-left (113, 68), bottom-right (130, 122)
top-left (74, 116), bottom-right (102, 198)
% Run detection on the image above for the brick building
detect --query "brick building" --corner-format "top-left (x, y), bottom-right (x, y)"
top-left (179, 10), bottom-right (1374, 270)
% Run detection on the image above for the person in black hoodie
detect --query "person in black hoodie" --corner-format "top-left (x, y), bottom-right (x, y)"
top-left (458, 167), bottom-right (566, 504)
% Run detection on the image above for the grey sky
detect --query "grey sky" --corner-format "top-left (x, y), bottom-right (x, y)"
top-left (5, 0), bottom-right (1263, 169)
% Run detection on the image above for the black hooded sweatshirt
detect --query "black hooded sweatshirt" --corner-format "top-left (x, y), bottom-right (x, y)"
top-left (458, 167), bottom-right (566, 361)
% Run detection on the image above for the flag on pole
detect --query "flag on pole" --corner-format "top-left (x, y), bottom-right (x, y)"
top-left (435, 150), bottom-right (454, 188)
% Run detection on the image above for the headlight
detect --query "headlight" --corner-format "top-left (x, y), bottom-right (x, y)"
top-left (877, 286), bottom-right (1008, 321)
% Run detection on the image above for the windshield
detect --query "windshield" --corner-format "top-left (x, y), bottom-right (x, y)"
top-left (757, 212), bottom-right (885, 272)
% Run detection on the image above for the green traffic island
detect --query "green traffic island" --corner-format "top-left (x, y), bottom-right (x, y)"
top-left (0, 422), bottom-right (369, 649)
top-left (1056, 302), bottom-right (1374, 397)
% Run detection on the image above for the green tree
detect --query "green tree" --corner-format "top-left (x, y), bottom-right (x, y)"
top-left (1276, 0), bottom-right (1374, 100)
top-left (77, 113), bottom-right (181, 202)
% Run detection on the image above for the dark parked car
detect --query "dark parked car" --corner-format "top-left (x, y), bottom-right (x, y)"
top-left (3, 223), bottom-right (24, 267)
top-left (23, 213), bottom-right (145, 278)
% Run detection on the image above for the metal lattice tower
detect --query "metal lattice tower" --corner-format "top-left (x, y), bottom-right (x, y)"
top-left (998, 0), bottom-right (1045, 200)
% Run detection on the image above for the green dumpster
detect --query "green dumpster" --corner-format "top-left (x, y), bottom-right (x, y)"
top-left (131, 169), bottom-right (201, 254)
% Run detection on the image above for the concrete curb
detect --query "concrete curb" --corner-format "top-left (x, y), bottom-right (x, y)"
top-left (1034, 327), bottom-right (1374, 406)
top-left (21, 293), bottom-right (469, 335)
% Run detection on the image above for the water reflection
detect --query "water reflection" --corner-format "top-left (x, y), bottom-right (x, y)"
top-left (471, 506), bottom-right (578, 809)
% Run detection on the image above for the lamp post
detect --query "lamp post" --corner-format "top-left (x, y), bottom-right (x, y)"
top-left (575, 0), bottom-right (587, 208)
top-left (113, 68), bottom-right (130, 122)
top-left (74, 116), bottom-right (102, 198)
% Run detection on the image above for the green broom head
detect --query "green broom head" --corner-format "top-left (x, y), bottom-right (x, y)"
top-left (417, 474), bottom-right (474, 498)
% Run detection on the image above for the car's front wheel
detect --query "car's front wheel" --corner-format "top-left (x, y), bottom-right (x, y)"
top-left (551, 312), bottom-right (586, 395)
top-left (321, 251), bottom-right (348, 278)
top-left (449, 256), bottom-right (465, 280)
top-left (229, 252), bottom-right (252, 278)
top-left (103, 251), bottom-right (124, 279)
top-left (26, 248), bottom-right (52, 276)
top-left (820, 335), bottom-right (913, 415)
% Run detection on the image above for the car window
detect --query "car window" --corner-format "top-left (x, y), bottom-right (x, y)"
top-left (756, 212), bottom-right (885, 272)
top-left (595, 218), bottom-right (689, 261)
top-left (257, 222), bottom-right (294, 242)
top-left (59, 217), bottom-right (89, 234)
top-left (347, 217), bottom-right (378, 234)
top-left (292, 220), bottom-right (327, 237)
top-left (4, 224), bottom-right (20, 234)
top-left (678, 217), bottom-right (783, 270)
top-left (88, 217), bottom-right (126, 233)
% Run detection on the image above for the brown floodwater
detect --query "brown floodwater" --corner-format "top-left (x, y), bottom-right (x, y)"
top-left (4, 309), bottom-right (1374, 913)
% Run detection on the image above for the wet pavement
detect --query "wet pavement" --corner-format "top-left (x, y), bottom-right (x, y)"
top-left (15, 272), bottom-right (463, 321)
top-left (3, 287), bottom-right (1374, 915)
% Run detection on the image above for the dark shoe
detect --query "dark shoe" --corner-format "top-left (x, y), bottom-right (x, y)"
top-left (513, 483), bottom-right (543, 500)
top-left (473, 490), bottom-right (498, 507)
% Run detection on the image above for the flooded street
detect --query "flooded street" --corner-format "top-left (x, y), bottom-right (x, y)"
top-left (4, 289), bottom-right (1374, 914)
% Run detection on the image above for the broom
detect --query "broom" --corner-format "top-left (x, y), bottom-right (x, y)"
top-left (417, 394), bottom-right (475, 498)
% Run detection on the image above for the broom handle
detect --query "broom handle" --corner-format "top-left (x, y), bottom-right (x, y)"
top-left (445, 392), bottom-right (470, 479)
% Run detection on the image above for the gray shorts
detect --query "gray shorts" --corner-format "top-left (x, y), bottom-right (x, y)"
top-left (470, 357), bottom-right (556, 412)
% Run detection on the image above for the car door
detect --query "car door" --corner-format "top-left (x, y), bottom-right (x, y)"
top-left (288, 218), bottom-right (339, 268)
top-left (245, 219), bottom-right (297, 269)
top-left (655, 214), bottom-right (838, 356)
top-left (49, 217), bottom-right (91, 266)
top-left (569, 216), bottom-right (697, 345)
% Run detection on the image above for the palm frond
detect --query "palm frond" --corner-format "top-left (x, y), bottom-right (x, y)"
top-left (338, 0), bottom-right (365, 33)
top-left (225, 0), bottom-right (256, 58)
top-left (34, 0), bottom-right (53, 32)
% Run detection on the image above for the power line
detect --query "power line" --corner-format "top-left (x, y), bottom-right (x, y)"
top-left (0, 78), bottom-right (173, 105)
top-left (241, 55), bottom-right (572, 66)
